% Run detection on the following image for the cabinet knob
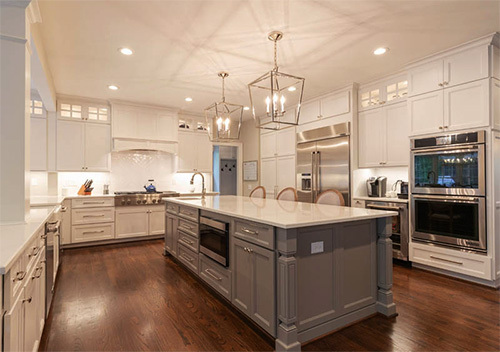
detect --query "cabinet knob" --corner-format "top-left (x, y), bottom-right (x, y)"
top-left (379, 101), bottom-right (386, 105)
top-left (438, 83), bottom-right (444, 87)
top-left (443, 126), bottom-right (448, 129)
top-left (443, 81), bottom-right (449, 86)
top-left (439, 126), bottom-right (444, 129)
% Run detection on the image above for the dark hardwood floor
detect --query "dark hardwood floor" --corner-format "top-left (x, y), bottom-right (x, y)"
top-left (40, 240), bottom-right (500, 352)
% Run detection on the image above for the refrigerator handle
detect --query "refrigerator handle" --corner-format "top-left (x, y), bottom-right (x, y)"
top-left (316, 151), bottom-right (321, 195)
top-left (311, 151), bottom-right (316, 201)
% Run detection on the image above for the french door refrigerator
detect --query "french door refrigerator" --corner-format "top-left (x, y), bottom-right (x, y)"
top-left (296, 122), bottom-right (350, 205)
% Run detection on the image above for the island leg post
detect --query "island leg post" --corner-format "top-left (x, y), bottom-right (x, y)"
top-left (376, 217), bottom-right (397, 317)
top-left (276, 228), bottom-right (301, 352)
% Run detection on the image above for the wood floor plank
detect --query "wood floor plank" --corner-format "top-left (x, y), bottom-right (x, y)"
top-left (39, 239), bottom-right (500, 351)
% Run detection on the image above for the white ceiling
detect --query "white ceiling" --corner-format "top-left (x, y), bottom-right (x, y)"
top-left (37, 0), bottom-right (500, 116)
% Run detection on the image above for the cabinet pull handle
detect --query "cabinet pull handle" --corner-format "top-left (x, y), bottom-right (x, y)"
top-left (438, 126), bottom-right (444, 129)
top-left (82, 201), bottom-right (105, 204)
top-left (32, 266), bottom-right (43, 280)
top-left (82, 230), bottom-right (105, 234)
top-left (430, 255), bottom-right (463, 265)
top-left (180, 237), bottom-right (194, 245)
top-left (204, 269), bottom-right (222, 281)
top-left (40, 234), bottom-right (48, 239)
top-left (379, 101), bottom-right (386, 105)
top-left (13, 271), bottom-right (26, 282)
top-left (438, 83), bottom-right (444, 87)
top-left (443, 126), bottom-right (448, 129)
top-left (241, 227), bottom-right (258, 236)
top-left (83, 214), bottom-right (105, 218)
top-left (443, 81), bottom-right (449, 86)
top-left (28, 246), bottom-right (40, 258)
top-left (61, 206), bottom-right (68, 212)
top-left (180, 254), bottom-right (194, 262)
top-left (22, 297), bottom-right (32, 304)
top-left (180, 224), bottom-right (193, 231)
top-left (244, 247), bottom-right (254, 253)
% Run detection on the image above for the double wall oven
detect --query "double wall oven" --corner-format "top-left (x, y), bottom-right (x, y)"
top-left (410, 131), bottom-right (486, 253)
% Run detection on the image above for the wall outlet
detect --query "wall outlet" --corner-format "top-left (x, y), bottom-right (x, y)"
top-left (311, 241), bottom-right (324, 254)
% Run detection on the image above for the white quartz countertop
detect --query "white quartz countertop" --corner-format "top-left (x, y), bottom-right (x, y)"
top-left (0, 206), bottom-right (57, 274)
top-left (354, 196), bottom-right (409, 203)
top-left (166, 195), bottom-right (397, 229)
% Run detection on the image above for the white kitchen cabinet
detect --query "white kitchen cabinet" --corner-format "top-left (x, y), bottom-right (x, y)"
top-left (444, 79), bottom-right (490, 131)
top-left (276, 155), bottom-right (296, 190)
top-left (320, 91), bottom-right (350, 118)
top-left (260, 127), bottom-right (295, 159)
top-left (57, 120), bottom-right (110, 171)
top-left (177, 131), bottom-right (212, 173)
top-left (358, 102), bottom-right (408, 168)
top-left (30, 117), bottom-right (47, 171)
top-left (260, 131), bottom-right (277, 158)
top-left (3, 291), bottom-right (23, 352)
top-left (359, 75), bottom-right (408, 111)
top-left (261, 157), bottom-right (277, 198)
top-left (72, 223), bottom-right (115, 243)
top-left (149, 206), bottom-right (165, 236)
top-left (58, 100), bottom-right (110, 124)
top-left (408, 90), bottom-right (444, 135)
top-left (60, 200), bottom-right (71, 245)
top-left (84, 123), bottom-right (111, 171)
top-left (115, 207), bottom-right (149, 238)
top-left (56, 120), bottom-right (85, 171)
top-left (408, 60), bottom-right (444, 96)
top-left (299, 100), bottom-right (321, 124)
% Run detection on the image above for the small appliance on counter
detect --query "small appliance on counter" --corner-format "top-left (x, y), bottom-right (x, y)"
top-left (103, 184), bottom-right (110, 195)
top-left (366, 176), bottom-right (387, 197)
top-left (144, 179), bottom-right (157, 193)
top-left (391, 180), bottom-right (409, 199)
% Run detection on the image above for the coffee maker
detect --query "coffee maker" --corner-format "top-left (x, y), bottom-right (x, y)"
top-left (366, 176), bottom-right (387, 197)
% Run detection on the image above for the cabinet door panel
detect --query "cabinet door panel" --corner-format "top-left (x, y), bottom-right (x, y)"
top-left (4, 291), bottom-right (24, 352)
top-left (157, 113), bottom-right (178, 141)
top-left (57, 120), bottom-right (85, 171)
top-left (385, 102), bottom-right (409, 166)
top-left (232, 238), bottom-right (253, 315)
top-left (149, 209), bottom-right (165, 235)
top-left (165, 215), bottom-right (175, 254)
top-left (177, 132), bottom-right (197, 172)
top-left (24, 274), bottom-right (38, 352)
top-left (260, 131), bottom-right (277, 158)
top-left (276, 155), bottom-right (296, 191)
top-left (358, 109), bottom-right (385, 167)
top-left (320, 91), bottom-right (350, 118)
top-left (195, 133), bottom-right (212, 172)
top-left (85, 123), bottom-right (110, 171)
top-left (444, 45), bottom-right (489, 87)
top-left (299, 101), bottom-right (321, 124)
top-left (30, 117), bottom-right (47, 171)
top-left (115, 208), bottom-right (149, 238)
top-left (444, 79), bottom-right (489, 131)
top-left (408, 60), bottom-right (443, 96)
top-left (261, 158), bottom-right (277, 198)
top-left (408, 90), bottom-right (443, 136)
top-left (112, 106), bottom-right (137, 139)
top-left (276, 127), bottom-right (296, 157)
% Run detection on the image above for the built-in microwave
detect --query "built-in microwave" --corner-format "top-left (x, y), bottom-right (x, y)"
top-left (199, 216), bottom-right (229, 267)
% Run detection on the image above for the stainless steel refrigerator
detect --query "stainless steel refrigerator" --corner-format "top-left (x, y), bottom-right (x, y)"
top-left (296, 122), bottom-right (350, 205)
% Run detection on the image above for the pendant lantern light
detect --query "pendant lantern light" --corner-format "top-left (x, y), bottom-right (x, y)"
top-left (205, 72), bottom-right (243, 142)
top-left (248, 31), bottom-right (305, 130)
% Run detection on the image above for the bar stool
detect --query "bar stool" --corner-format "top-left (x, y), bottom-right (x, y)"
top-left (249, 186), bottom-right (266, 199)
top-left (315, 189), bottom-right (345, 206)
top-left (276, 187), bottom-right (298, 201)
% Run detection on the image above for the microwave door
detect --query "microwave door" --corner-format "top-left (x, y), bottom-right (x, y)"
top-left (297, 141), bottom-right (316, 203)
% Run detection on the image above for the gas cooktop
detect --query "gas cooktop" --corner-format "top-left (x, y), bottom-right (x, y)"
top-left (114, 191), bottom-right (180, 206)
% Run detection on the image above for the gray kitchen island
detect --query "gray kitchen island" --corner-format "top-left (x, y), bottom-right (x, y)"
top-left (164, 195), bottom-right (397, 351)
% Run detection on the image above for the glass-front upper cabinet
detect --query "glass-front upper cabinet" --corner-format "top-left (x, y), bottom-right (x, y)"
top-left (358, 74), bottom-right (408, 111)
top-left (386, 80), bottom-right (408, 102)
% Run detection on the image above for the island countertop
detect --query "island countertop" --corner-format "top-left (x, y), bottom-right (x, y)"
top-left (165, 195), bottom-right (397, 229)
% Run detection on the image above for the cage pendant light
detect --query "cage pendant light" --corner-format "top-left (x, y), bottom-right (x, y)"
top-left (248, 31), bottom-right (305, 130)
top-left (205, 72), bottom-right (243, 142)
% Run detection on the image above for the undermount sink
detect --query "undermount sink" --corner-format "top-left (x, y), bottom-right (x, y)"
top-left (176, 197), bottom-right (202, 200)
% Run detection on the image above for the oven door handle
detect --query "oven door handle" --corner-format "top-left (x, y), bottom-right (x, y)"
top-left (366, 205), bottom-right (401, 211)
top-left (411, 145), bottom-right (480, 155)
top-left (412, 194), bottom-right (480, 203)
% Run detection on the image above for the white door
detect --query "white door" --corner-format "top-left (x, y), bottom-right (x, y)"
top-left (115, 207), bottom-right (149, 238)
top-left (444, 45), bottom-right (489, 88)
top-left (85, 123), bottom-right (110, 171)
top-left (149, 207), bottom-right (165, 235)
top-left (276, 127), bottom-right (296, 157)
top-left (298, 100), bottom-right (321, 124)
top-left (260, 131), bottom-right (277, 158)
top-left (444, 79), bottom-right (490, 131)
top-left (385, 102), bottom-right (410, 166)
top-left (408, 90), bottom-right (444, 136)
top-left (57, 120), bottom-right (85, 171)
top-left (30, 117), bottom-right (47, 171)
top-left (358, 108), bottom-right (385, 167)
top-left (276, 155), bottom-right (296, 191)
top-left (261, 157), bottom-right (277, 198)
top-left (195, 133), bottom-right (213, 172)
top-left (408, 60), bottom-right (444, 96)
top-left (320, 91), bottom-right (350, 118)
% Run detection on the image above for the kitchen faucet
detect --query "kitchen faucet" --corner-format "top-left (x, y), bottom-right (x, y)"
top-left (190, 172), bottom-right (206, 199)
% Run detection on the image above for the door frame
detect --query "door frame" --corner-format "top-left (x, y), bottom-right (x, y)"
top-left (212, 142), bottom-right (243, 196)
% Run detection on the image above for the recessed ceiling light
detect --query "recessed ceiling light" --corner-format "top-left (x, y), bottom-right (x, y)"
top-left (373, 47), bottom-right (388, 56)
top-left (288, 86), bottom-right (297, 92)
top-left (119, 47), bottom-right (133, 56)
top-left (108, 85), bottom-right (119, 90)
top-left (185, 97), bottom-right (193, 102)
top-left (243, 106), bottom-right (250, 111)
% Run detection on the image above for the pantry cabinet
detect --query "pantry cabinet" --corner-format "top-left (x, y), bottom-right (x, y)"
top-left (56, 120), bottom-right (110, 171)
top-left (358, 102), bottom-right (408, 167)
top-left (177, 131), bottom-right (212, 173)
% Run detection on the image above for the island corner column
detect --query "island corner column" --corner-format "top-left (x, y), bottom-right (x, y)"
top-left (275, 227), bottom-right (302, 352)
top-left (376, 216), bottom-right (397, 317)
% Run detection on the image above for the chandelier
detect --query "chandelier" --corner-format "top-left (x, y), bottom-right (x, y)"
top-left (248, 31), bottom-right (305, 130)
top-left (205, 72), bottom-right (243, 142)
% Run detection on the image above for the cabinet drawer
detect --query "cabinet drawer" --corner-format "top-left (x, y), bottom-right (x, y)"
top-left (199, 254), bottom-right (232, 300)
top-left (71, 197), bottom-right (114, 208)
top-left (166, 203), bottom-right (179, 215)
top-left (178, 218), bottom-right (198, 237)
top-left (411, 243), bottom-right (491, 279)
top-left (8, 256), bottom-right (26, 303)
top-left (178, 205), bottom-right (198, 222)
top-left (72, 223), bottom-right (115, 243)
top-left (234, 220), bottom-right (274, 250)
top-left (72, 207), bottom-right (115, 225)
top-left (352, 199), bottom-right (366, 208)
top-left (178, 243), bottom-right (199, 273)
top-left (178, 230), bottom-right (199, 252)
top-left (24, 232), bottom-right (43, 274)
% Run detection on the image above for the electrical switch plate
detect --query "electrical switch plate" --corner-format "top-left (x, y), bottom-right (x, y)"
top-left (311, 241), bottom-right (324, 254)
